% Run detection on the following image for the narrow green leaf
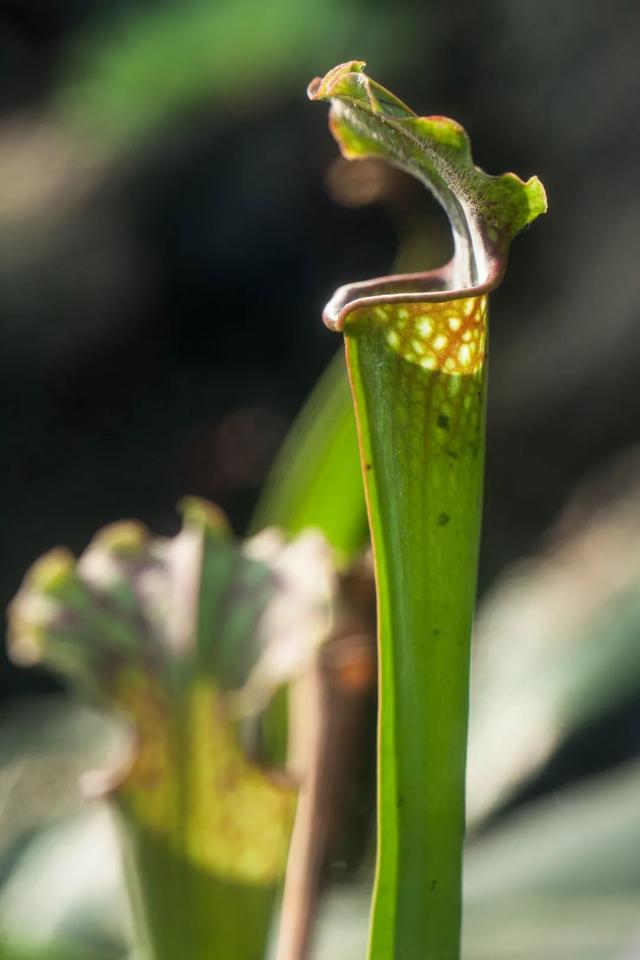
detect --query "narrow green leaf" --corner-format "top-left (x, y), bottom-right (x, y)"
top-left (309, 61), bottom-right (546, 960)
top-left (251, 349), bottom-right (366, 559)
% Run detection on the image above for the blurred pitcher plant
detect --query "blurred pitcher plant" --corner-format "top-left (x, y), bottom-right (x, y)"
top-left (8, 498), bottom-right (370, 960)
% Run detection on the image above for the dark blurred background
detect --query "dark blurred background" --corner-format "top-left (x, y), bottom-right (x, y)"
top-left (2, 2), bottom-right (640, 957)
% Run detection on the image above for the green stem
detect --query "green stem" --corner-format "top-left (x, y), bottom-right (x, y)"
top-left (343, 294), bottom-right (487, 959)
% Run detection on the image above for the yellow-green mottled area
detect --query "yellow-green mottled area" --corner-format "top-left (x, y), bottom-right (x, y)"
top-left (117, 677), bottom-right (297, 886)
top-left (359, 296), bottom-right (487, 376)
top-left (344, 296), bottom-right (487, 462)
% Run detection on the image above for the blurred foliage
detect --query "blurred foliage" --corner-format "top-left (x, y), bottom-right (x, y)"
top-left (252, 350), bottom-right (366, 559)
top-left (311, 758), bottom-right (640, 959)
top-left (6, 502), bottom-right (341, 960)
top-left (55, 0), bottom-right (406, 145)
top-left (0, 698), bottom-right (120, 858)
top-left (0, 702), bottom-right (131, 957)
top-left (0, 946), bottom-right (118, 960)
top-left (8, 451), bottom-right (640, 958)
top-left (468, 449), bottom-right (640, 824)
top-left (0, 806), bottom-right (131, 959)
top-left (466, 760), bottom-right (640, 900)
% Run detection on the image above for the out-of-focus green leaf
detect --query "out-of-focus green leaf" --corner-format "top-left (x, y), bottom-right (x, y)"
top-left (312, 760), bottom-right (640, 959)
top-left (56, 0), bottom-right (402, 144)
top-left (466, 759), bottom-right (640, 899)
top-left (462, 759), bottom-right (640, 959)
top-left (251, 349), bottom-right (366, 559)
top-left (311, 886), bottom-right (640, 960)
top-left (0, 698), bottom-right (120, 860)
top-left (0, 945), bottom-right (118, 960)
top-left (467, 449), bottom-right (640, 824)
top-left (0, 806), bottom-right (131, 959)
top-left (7, 500), bottom-right (338, 960)
top-left (310, 61), bottom-right (546, 960)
